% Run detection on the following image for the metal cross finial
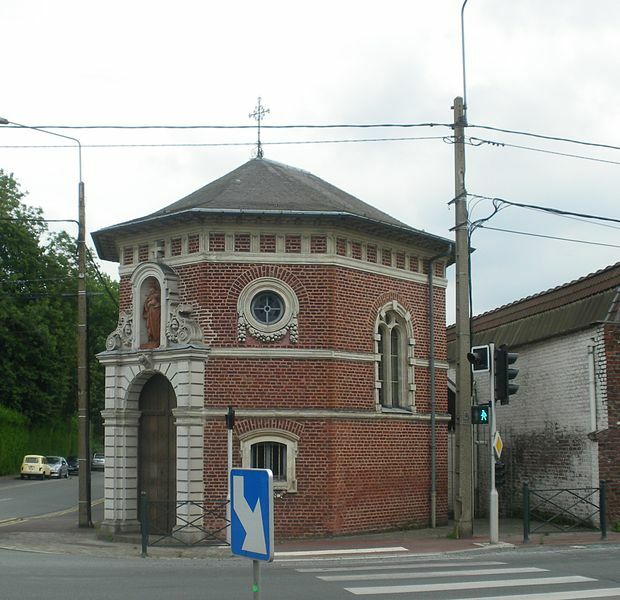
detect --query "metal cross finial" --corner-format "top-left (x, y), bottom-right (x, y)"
top-left (249, 97), bottom-right (270, 158)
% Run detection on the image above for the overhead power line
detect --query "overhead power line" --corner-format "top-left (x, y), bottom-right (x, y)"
top-left (0, 135), bottom-right (449, 150)
top-left (477, 225), bottom-right (620, 249)
top-left (3, 120), bottom-right (616, 153)
top-left (0, 122), bottom-right (450, 131)
top-left (468, 137), bottom-right (620, 166)
top-left (469, 124), bottom-right (620, 153)
top-left (469, 194), bottom-right (620, 225)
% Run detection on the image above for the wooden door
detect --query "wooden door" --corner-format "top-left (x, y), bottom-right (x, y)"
top-left (138, 374), bottom-right (176, 535)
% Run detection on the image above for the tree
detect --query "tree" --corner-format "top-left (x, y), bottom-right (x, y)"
top-left (0, 170), bottom-right (118, 433)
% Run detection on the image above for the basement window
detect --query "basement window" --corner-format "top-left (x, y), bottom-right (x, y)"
top-left (240, 430), bottom-right (299, 492)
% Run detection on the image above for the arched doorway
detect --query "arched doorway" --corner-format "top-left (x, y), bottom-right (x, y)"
top-left (138, 374), bottom-right (176, 534)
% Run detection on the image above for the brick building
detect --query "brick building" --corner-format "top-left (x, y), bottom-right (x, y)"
top-left (93, 158), bottom-right (454, 538)
top-left (447, 263), bottom-right (620, 526)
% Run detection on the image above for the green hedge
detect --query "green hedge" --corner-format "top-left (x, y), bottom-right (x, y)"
top-left (0, 406), bottom-right (77, 476)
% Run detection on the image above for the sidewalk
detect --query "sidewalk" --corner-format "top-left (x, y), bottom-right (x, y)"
top-left (1, 510), bottom-right (618, 560)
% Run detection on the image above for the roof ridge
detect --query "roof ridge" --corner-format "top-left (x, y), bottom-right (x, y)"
top-left (447, 262), bottom-right (620, 333)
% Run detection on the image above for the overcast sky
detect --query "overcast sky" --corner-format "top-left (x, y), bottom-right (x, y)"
top-left (1, 0), bottom-right (618, 324)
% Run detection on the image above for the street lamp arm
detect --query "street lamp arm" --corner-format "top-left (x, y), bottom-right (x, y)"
top-left (0, 118), bottom-right (82, 181)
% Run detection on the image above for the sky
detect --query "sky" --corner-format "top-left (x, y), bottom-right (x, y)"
top-left (1, 0), bottom-right (618, 325)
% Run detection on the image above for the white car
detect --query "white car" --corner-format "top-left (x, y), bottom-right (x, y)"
top-left (46, 456), bottom-right (69, 479)
top-left (91, 453), bottom-right (105, 471)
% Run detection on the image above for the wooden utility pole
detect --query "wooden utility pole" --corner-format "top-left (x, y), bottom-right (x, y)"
top-left (452, 96), bottom-right (473, 538)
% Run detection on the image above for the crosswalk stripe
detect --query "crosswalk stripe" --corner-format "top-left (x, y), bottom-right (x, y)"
top-left (297, 560), bottom-right (506, 573)
top-left (345, 575), bottom-right (595, 595)
top-left (321, 566), bottom-right (546, 582)
top-left (275, 546), bottom-right (407, 558)
top-left (452, 590), bottom-right (620, 600)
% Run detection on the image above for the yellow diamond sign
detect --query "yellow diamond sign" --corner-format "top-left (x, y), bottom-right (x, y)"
top-left (493, 431), bottom-right (503, 459)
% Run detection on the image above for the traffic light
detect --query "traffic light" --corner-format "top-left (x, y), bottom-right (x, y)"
top-left (495, 344), bottom-right (519, 404)
top-left (225, 406), bottom-right (235, 429)
top-left (471, 403), bottom-right (490, 425)
top-left (494, 460), bottom-right (506, 487)
top-left (467, 345), bottom-right (490, 372)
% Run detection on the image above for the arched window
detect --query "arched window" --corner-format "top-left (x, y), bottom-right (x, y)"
top-left (239, 430), bottom-right (299, 492)
top-left (375, 304), bottom-right (414, 410)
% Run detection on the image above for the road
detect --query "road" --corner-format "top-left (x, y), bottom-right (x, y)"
top-left (0, 471), bottom-right (104, 525)
top-left (290, 547), bottom-right (620, 598)
top-left (0, 539), bottom-right (619, 598)
top-left (1, 476), bottom-right (620, 599)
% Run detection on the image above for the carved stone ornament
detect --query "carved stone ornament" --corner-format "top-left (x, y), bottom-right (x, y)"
top-left (138, 352), bottom-right (154, 371)
top-left (237, 313), bottom-right (298, 343)
top-left (105, 311), bottom-right (134, 351)
top-left (166, 303), bottom-right (203, 345)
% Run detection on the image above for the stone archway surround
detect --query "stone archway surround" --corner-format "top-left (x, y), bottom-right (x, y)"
top-left (98, 346), bottom-right (209, 535)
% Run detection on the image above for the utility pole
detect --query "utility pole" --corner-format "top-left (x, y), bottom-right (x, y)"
top-left (452, 96), bottom-right (473, 538)
top-left (77, 179), bottom-right (92, 528)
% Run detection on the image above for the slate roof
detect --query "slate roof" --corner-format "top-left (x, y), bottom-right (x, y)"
top-left (447, 262), bottom-right (620, 358)
top-left (92, 158), bottom-right (454, 262)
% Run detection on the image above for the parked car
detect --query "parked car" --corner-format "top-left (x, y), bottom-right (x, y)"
top-left (66, 455), bottom-right (79, 475)
top-left (46, 456), bottom-right (69, 479)
top-left (20, 455), bottom-right (51, 480)
top-left (91, 452), bottom-right (105, 471)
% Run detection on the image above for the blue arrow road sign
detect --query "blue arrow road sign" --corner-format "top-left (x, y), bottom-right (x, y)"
top-left (230, 468), bottom-right (274, 562)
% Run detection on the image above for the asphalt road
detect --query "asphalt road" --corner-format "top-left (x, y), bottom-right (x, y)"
top-left (0, 471), bottom-right (104, 525)
top-left (1, 544), bottom-right (620, 599)
top-left (2, 475), bottom-right (620, 599)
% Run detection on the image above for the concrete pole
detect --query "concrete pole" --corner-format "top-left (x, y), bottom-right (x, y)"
top-left (453, 96), bottom-right (473, 538)
top-left (77, 180), bottom-right (92, 528)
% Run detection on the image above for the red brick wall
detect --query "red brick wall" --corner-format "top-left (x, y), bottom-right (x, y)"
top-left (310, 235), bottom-right (327, 253)
top-left (260, 234), bottom-right (276, 253)
top-left (164, 262), bottom-right (442, 355)
top-left (234, 233), bottom-right (251, 252)
top-left (209, 233), bottom-right (225, 252)
top-left (203, 417), bottom-right (449, 538)
top-left (118, 254), bottom-right (449, 537)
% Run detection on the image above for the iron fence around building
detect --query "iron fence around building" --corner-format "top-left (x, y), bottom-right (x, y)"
top-left (139, 493), bottom-right (230, 556)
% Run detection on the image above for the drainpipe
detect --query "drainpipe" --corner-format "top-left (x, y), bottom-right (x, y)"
top-left (587, 342), bottom-right (599, 493)
top-left (428, 247), bottom-right (453, 528)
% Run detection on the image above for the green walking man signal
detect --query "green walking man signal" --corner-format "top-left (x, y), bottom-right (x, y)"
top-left (471, 403), bottom-right (490, 425)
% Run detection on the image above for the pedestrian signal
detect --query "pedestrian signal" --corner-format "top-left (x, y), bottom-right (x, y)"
top-left (471, 403), bottom-right (490, 425)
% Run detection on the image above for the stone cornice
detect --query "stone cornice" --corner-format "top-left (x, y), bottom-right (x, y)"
top-left (209, 347), bottom-right (375, 362)
top-left (97, 344), bottom-right (210, 366)
top-left (101, 409), bottom-right (141, 426)
top-left (200, 407), bottom-right (452, 422)
top-left (208, 347), bottom-right (449, 369)
top-left (120, 253), bottom-right (448, 287)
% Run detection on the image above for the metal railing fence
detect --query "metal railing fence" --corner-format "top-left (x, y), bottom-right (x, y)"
top-left (140, 492), bottom-right (230, 556)
top-left (523, 480), bottom-right (607, 542)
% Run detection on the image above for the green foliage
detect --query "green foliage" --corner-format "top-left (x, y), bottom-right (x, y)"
top-left (0, 405), bottom-right (77, 474)
top-left (0, 169), bottom-right (118, 446)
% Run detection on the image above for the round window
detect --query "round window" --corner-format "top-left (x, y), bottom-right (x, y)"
top-left (250, 292), bottom-right (284, 325)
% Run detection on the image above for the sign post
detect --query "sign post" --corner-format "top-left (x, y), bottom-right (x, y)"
top-left (488, 343), bottom-right (500, 544)
top-left (230, 468), bottom-right (274, 599)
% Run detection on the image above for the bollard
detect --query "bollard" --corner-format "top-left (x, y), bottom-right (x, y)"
top-left (600, 480), bottom-right (607, 540)
top-left (140, 491), bottom-right (149, 557)
top-left (523, 481), bottom-right (529, 543)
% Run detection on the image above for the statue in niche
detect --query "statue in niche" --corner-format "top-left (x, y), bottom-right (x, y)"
top-left (141, 278), bottom-right (161, 348)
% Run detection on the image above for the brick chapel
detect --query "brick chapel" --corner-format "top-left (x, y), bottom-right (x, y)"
top-left (92, 158), bottom-right (454, 538)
